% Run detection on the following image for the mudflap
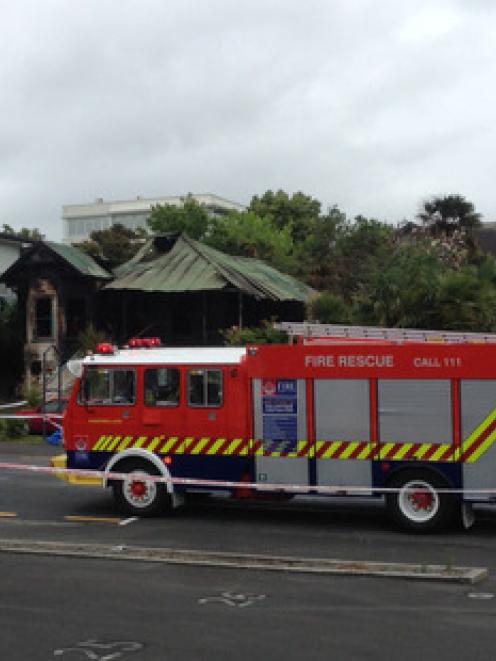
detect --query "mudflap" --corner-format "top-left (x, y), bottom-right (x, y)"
top-left (462, 502), bottom-right (475, 529)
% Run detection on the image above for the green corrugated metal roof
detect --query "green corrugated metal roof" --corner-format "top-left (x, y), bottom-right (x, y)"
top-left (46, 242), bottom-right (112, 279)
top-left (104, 234), bottom-right (313, 301)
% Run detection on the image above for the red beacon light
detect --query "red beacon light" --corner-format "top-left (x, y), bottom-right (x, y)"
top-left (95, 342), bottom-right (114, 354)
top-left (128, 337), bottom-right (162, 349)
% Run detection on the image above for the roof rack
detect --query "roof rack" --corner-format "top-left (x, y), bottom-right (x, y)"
top-left (274, 322), bottom-right (496, 344)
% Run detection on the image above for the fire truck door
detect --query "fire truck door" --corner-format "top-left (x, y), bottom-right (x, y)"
top-left (461, 379), bottom-right (496, 501)
top-left (252, 378), bottom-right (309, 487)
top-left (314, 379), bottom-right (372, 494)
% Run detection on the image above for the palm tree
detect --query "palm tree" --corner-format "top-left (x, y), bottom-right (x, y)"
top-left (417, 195), bottom-right (481, 236)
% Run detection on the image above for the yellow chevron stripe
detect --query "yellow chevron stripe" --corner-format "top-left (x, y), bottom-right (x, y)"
top-left (430, 444), bottom-right (449, 461)
top-left (325, 441), bottom-right (341, 458)
top-left (393, 443), bottom-right (413, 460)
top-left (202, 439), bottom-right (218, 455)
top-left (297, 441), bottom-right (313, 458)
top-left (380, 442), bottom-right (394, 458)
top-left (134, 436), bottom-right (148, 449)
top-left (93, 435), bottom-right (111, 451)
top-left (212, 438), bottom-right (226, 454)
top-left (92, 435), bottom-right (103, 451)
top-left (148, 436), bottom-right (163, 453)
top-left (223, 439), bottom-right (241, 455)
top-left (229, 439), bottom-right (249, 456)
top-left (340, 442), bottom-right (359, 459)
top-left (191, 438), bottom-right (210, 455)
top-left (358, 444), bottom-right (374, 459)
top-left (107, 436), bottom-right (122, 451)
top-left (160, 437), bottom-right (179, 453)
top-left (117, 435), bottom-right (133, 451)
top-left (414, 443), bottom-right (431, 459)
top-left (254, 442), bottom-right (264, 456)
top-left (463, 407), bottom-right (496, 451)
top-left (101, 435), bottom-right (116, 451)
top-left (467, 428), bottom-right (496, 463)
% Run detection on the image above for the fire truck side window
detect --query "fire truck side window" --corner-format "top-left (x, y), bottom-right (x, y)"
top-left (187, 369), bottom-right (222, 407)
top-left (79, 368), bottom-right (136, 405)
top-left (144, 368), bottom-right (180, 406)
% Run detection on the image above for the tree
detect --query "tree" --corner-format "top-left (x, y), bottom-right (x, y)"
top-left (353, 245), bottom-right (443, 328)
top-left (331, 216), bottom-right (396, 301)
top-left (295, 205), bottom-right (345, 289)
top-left (249, 190), bottom-right (321, 243)
top-left (146, 195), bottom-right (210, 240)
top-left (433, 266), bottom-right (496, 332)
top-left (1, 224), bottom-right (44, 240)
top-left (417, 195), bottom-right (481, 236)
top-left (205, 210), bottom-right (296, 274)
top-left (352, 243), bottom-right (496, 332)
top-left (76, 224), bottom-right (146, 270)
top-left (307, 291), bottom-right (351, 324)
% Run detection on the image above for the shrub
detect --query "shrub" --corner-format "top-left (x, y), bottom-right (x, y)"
top-left (0, 418), bottom-right (25, 440)
top-left (223, 319), bottom-right (288, 346)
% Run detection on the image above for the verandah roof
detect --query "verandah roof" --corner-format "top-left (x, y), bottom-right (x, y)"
top-left (104, 234), bottom-right (313, 302)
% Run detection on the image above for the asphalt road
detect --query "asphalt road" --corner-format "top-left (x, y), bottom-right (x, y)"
top-left (2, 442), bottom-right (496, 660)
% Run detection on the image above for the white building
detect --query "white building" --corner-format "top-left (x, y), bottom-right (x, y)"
top-left (63, 193), bottom-right (246, 244)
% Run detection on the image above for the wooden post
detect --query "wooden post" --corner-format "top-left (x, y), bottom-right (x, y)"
top-left (202, 292), bottom-right (207, 344)
top-left (238, 291), bottom-right (243, 328)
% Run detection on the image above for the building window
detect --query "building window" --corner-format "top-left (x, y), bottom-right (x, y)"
top-left (187, 369), bottom-right (222, 407)
top-left (34, 296), bottom-right (53, 340)
top-left (144, 368), bottom-right (180, 406)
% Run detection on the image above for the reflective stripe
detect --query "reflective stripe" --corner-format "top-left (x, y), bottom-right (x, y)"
top-left (86, 401), bottom-right (496, 465)
top-left (148, 436), bottom-right (163, 453)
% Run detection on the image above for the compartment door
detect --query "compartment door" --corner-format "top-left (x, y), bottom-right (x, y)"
top-left (252, 378), bottom-right (309, 487)
top-left (461, 380), bottom-right (496, 501)
top-left (314, 379), bottom-right (372, 493)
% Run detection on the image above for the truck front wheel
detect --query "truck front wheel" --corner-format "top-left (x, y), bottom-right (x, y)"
top-left (111, 459), bottom-right (171, 517)
top-left (386, 470), bottom-right (457, 532)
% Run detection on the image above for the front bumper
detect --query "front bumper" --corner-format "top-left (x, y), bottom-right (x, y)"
top-left (50, 453), bottom-right (102, 486)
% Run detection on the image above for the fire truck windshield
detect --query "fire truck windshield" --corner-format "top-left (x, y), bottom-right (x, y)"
top-left (79, 367), bottom-right (136, 406)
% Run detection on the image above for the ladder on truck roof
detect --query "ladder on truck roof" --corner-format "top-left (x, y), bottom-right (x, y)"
top-left (274, 321), bottom-right (496, 344)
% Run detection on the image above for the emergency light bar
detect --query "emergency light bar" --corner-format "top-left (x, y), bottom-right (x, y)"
top-left (95, 342), bottom-right (115, 354)
top-left (128, 337), bottom-right (162, 348)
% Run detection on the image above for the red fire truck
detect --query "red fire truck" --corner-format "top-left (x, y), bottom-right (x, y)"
top-left (54, 324), bottom-right (496, 531)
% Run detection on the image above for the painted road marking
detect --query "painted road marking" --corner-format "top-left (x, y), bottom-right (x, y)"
top-left (198, 592), bottom-right (266, 608)
top-left (119, 517), bottom-right (138, 527)
top-left (468, 592), bottom-right (494, 600)
top-left (53, 639), bottom-right (143, 658)
top-left (0, 512), bottom-right (17, 518)
top-left (64, 516), bottom-right (122, 524)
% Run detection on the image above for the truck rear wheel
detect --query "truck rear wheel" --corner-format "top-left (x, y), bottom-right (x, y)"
top-left (386, 470), bottom-right (457, 532)
top-left (111, 459), bottom-right (171, 517)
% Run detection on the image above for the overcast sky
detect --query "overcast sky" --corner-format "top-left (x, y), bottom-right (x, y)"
top-left (1, 0), bottom-right (495, 240)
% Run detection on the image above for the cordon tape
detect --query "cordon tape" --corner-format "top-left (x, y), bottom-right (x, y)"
top-left (0, 461), bottom-right (495, 495)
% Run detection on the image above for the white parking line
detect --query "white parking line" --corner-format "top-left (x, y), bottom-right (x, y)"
top-left (119, 517), bottom-right (138, 527)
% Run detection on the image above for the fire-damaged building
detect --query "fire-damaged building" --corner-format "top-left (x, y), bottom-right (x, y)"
top-left (0, 233), bottom-right (313, 390)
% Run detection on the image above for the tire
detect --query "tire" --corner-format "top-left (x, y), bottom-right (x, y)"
top-left (386, 470), bottom-right (457, 532)
top-left (111, 458), bottom-right (171, 517)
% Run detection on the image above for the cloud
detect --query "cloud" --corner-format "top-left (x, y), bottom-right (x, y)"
top-left (0, 0), bottom-right (495, 239)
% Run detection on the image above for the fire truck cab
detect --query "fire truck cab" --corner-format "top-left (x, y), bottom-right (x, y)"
top-left (59, 326), bottom-right (496, 531)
